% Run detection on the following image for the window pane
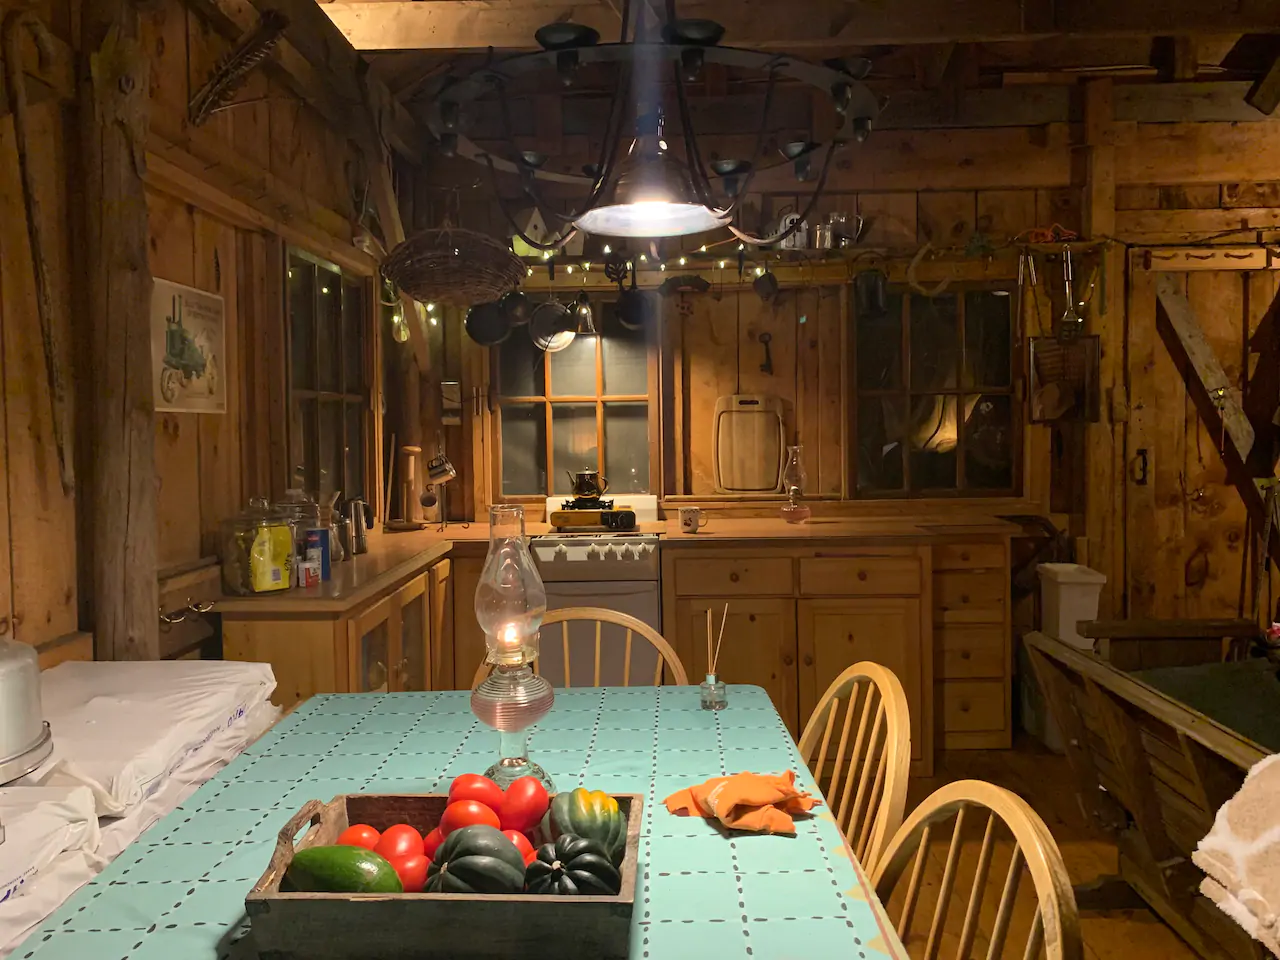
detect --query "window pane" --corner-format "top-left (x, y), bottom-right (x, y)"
top-left (855, 292), bottom-right (903, 390)
top-left (500, 403), bottom-right (547, 496)
top-left (910, 293), bottom-right (959, 392)
top-left (498, 332), bottom-right (544, 397)
top-left (343, 281), bottom-right (366, 393)
top-left (604, 402), bottom-right (648, 493)
top-left (289, 260), bottom-right (315, 390)
top-left (551, 403), bottom-right (597, 493)
top-left (908, 394), bottom-right (959, 490)
top-left (548, 335), bottom-right (596, 397)
top-left (964, 291), bottom-right (1012, 389)
top-left (601, 302), bottom-right (648, 394)
top-left (318, 400), bottom-right (343, 498)
top-left (291, 397), bottom-right (317, 490)
top-left (316, 267), bottom-right (342, 392)
top-left (857, 397), bottom-right (905, 493)
top-left (965, 395), bottom-right (1014, 489)
top-left (345, 402), bottom-right (365, 499)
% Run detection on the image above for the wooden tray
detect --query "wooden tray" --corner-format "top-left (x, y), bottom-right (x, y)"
top-left (246, 792), bottom-right (643, 960)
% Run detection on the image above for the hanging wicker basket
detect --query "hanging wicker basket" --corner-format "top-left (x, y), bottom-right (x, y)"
top-left (381, 228), bottom-right (525, 306)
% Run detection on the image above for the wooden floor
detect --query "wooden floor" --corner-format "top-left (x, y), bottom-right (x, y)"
top-left (902, 739), bottom-right (1201, 960)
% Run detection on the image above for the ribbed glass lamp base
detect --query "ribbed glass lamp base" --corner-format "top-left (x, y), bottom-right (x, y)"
top-left (470, 662), bottom-right (556, 792)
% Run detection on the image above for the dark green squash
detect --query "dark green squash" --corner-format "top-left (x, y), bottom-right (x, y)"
top-left (525, 834), bottom-right (621, 896)
top-left (425, 824), bottom-right (525, 894)
top-left (544, 788), bottom-right (627, 865)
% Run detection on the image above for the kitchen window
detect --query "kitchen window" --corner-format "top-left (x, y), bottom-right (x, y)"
top-left (852, 286), bottom-right (1019, 497)
top-left (494, 301), bottom-right (654, 497)
top-left (286, 250), bottom-right (370, 499)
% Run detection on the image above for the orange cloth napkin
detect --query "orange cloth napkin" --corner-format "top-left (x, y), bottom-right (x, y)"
top-left (663, 770), bottom-right (821, 835)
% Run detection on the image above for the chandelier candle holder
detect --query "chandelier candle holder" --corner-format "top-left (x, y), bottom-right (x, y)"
top-left (471, 504), bottom-right (556, 791)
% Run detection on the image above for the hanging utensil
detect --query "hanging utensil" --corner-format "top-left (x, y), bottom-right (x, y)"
top-left (464, 300), bottom-right (512, 346)
top-left (1058, 245), bottom-right (1083, 341)
top-left (529, 300), bottom-right (576, 353)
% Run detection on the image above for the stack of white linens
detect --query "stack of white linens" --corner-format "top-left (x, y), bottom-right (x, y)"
top-left (0, 660), bottom-right (279, 957)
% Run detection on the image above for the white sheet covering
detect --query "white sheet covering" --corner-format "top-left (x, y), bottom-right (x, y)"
top-left (0, 786), bottom-right (100, 904)
top-left (0, 699), bottom-right (279, 958)
top-left (23, 660), bottom-right (275, 816)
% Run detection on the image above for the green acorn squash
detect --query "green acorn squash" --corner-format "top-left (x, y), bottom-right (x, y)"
top-left (525, 834), bottom-right (622, 896)
top-left (424, 824), bottom-right (525, 894)
top-left (545, 788), bottom-right (627, 865)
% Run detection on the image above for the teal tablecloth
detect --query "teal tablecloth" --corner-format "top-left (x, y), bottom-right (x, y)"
top-left (15, 685), bottom-right (905, 959)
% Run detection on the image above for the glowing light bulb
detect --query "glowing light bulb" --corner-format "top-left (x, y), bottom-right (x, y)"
top-left (430, 314), bottom-right (438, 326)
top-left (583, 262), bottom-right (592, 271)
top-left (321, 286), bottom-right (330, 294)
top-left (566, 264), bottom-right (575, 274)
top-left (718, 260), bottom-right (726, 269)
top-left (603, 244), bottom-right (612, 254)
top-left (426, 302), bottom-right (436, 313)
top-left (542, 251), bottom-right (552, 260)
top-left (527, 267), bottom-right (534, 276)
top-left (738, 242), bottom-right (746, 251)
top-left (639, 254), bottom-right (648, 262)
top-left (660, 263), bottom-right (667, 271)
top-left (755, 266), bottom-right (765, 276)
top-left (678, 257), bottom-right (687, 266)
top-left (699, 245), bottom-right (707, 252)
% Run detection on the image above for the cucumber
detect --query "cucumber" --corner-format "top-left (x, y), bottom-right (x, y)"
top-left (285, 845), bottom-right (404, 894)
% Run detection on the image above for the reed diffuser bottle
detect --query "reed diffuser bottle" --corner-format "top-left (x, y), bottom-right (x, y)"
top-left (701, 606), bottom-right (729, 710)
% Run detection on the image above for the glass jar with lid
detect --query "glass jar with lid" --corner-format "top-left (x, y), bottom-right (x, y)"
top-left (220, 498), bottom-right (296, 595)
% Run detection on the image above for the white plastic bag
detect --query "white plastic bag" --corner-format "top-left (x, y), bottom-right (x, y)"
top-left (0, 786), bottom-right (100, 904)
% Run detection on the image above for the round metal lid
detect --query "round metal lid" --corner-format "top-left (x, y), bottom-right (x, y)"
top-left (0, 722), bottom-right (52, 786)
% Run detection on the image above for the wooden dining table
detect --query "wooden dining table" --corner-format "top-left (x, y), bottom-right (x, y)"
top-left (15, 685), bottom-right (906, 960)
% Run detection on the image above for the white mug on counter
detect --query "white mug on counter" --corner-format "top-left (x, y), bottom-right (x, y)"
top-left (679, 507), bottom-right (709, 534)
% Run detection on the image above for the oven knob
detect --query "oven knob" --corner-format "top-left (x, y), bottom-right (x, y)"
top-left (554, 544), bottom-right (569, 559)
top-left (603, 545), bottom-right (618, 560)
top-left (586, 545), bottom-right (602, 561)
top-left (620, 545), bottom-right (635, 560)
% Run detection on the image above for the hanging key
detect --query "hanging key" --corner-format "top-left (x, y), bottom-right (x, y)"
top-left (759, 331), bottom-right (774, 375)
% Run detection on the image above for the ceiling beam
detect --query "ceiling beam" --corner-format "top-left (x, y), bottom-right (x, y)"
top-left (320, 0), bottom-right (1280, 52)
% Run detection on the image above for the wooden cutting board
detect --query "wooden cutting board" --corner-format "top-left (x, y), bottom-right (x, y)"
top-left (713, 395), bottom-right (785, 492)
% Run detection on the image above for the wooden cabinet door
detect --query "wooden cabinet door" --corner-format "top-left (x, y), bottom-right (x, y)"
top-left (395, 574), bottom-right (431, 691)
top-left (347, 594), bottom-right (398, 693)
top-left (427, 559), bottom-right (453, 691)
top-left (673, 598), bottom-right (799, 736)
top-left (450, 556), bottom-right (487, 689)
top-left (798, 598), bottom-right (927, 762)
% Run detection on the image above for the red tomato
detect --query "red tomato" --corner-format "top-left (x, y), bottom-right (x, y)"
top-left (387, 853), bottom-right (428, 893)
top-left (439, 799), bottom-right (501, 836)
top-left (336, 824), bottom-right (380, 850)
top-left (373, 823), bottom-right (424, 861)
top-left (423, 826), bottom-right (445, 862)
top-left (448, 773), bottom-right (505, 812)
top-left (503, 829), bottom-right (535, 863)
top-left (499, 776), bottom-right (550, 832)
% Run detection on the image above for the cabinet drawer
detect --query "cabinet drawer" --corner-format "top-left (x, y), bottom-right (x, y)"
top-left (673, 557), bottom-right (793, 596)
top-left (934, 543), bottom-right (1005, 571)
top-left (799, 557), bottom-right (920, 597)
top-left (942, 681), bottom-right (1006, 732)
top-left (937, 626), bottom-right (1005, 679)
top-left (934, 571), bottom-right (1005, 623)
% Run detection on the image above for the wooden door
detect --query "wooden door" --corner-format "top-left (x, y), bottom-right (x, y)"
top-left (395, 574), bottom-right (431, 691)
top-left (450, 556), bottom-right (487, 688)
top-left (673, 598), bottom-right (798, 736)
top-left (798, 598), bottom-right (926, 762)
top-left (347, 594), bottom-right (398, 693)
top-left (428, 559), bottom-right (453, 690)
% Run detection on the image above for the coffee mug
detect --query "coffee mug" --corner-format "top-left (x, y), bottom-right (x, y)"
top-left (679, 507), bottom-right (709, 534)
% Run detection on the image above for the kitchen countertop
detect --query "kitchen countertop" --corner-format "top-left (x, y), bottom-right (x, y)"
top-left (216, 514), bottom-right (1015, 617)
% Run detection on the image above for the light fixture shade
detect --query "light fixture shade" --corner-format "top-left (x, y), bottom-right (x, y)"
top-left (575, 138), bottom-right (728, 238)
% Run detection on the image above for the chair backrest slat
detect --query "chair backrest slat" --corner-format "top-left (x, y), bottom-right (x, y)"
top-left (872, 781), bottom-right (1081, 960)
top-left (471, 607), bottom-right (688, 690)
top-left (798, 664), bottom-right (910, 874)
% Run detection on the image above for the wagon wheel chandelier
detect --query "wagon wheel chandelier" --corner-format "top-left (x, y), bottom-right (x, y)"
top-left (422, 0), bottom-right (880, 246)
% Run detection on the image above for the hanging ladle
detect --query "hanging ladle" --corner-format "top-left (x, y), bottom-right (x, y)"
top-left (1058, 244), bottom-right (1084, 341)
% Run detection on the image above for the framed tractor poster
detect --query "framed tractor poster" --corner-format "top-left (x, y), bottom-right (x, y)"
top-left (150, 278), bottom-right (225, 414)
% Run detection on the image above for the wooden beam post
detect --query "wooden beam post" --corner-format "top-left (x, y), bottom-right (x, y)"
top-left (79, 1), bottom-right (159, 659)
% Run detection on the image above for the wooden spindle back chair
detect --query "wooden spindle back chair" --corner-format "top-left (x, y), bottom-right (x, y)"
top-left (797, 662), bottom-right (910, 873)
top-left (871, 780), bottom-right (1082, 960)
top-left (471, 607), bottom-right (689, 689)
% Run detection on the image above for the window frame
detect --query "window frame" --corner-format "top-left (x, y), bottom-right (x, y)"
top-left (849, 281), bottom-right (1023, 500)
top-left (284, 247), bottom-right (373, 500)
top-left (489, 302), bottom-right (660, 501)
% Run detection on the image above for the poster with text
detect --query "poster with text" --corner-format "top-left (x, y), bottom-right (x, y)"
top-left (151, 278), bottom-right (225, 413)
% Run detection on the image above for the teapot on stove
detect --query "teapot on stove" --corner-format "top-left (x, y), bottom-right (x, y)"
top-left (566, 470), bottom-right (609, 499)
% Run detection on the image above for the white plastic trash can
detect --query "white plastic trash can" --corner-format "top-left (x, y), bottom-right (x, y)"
top-left (1037, 563), bottom-right (1107, 651)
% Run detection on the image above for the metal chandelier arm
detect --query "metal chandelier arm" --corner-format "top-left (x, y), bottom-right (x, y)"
top-left (483, 155), bottom-right (581, 252)
top-left (725, 139), bottom-right (840, 246)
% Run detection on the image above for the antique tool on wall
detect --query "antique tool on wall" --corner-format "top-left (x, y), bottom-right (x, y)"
top-left (188, 10), bottom-right (287, 126)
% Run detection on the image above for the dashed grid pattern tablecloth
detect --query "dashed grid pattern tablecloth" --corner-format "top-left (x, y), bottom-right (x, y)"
top-left (15, 685), bottom-right (906, 960)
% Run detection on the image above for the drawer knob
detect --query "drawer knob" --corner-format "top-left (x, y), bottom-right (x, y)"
top-left (748, 613), bottom-right (756, 623)
top-left (960, 593), bottom-right (970, 604)
top-left (960, 650), bottom-right (971, 660)
top-left (803, 654), bottom-right (813, 667)
top-left (729, 572), bottom-right (740, 583)
top-left (960, 551), bottom-right (970, 561)
top-left (782, 653), bottom-right (794, 666)
top-left (857, 570), bottom-right (868, 581)
top-left (960, 700), bottom-right (971, 713)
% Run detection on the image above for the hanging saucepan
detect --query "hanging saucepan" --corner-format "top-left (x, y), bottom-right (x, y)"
top-left (529, 300), bottom-right (576, 353)
top-left (464, 300), bottom-right (512, 346)
top-left (499, 290), bottom-right (532, 326)
top-left (617, 267), bottom-right (656, 331)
